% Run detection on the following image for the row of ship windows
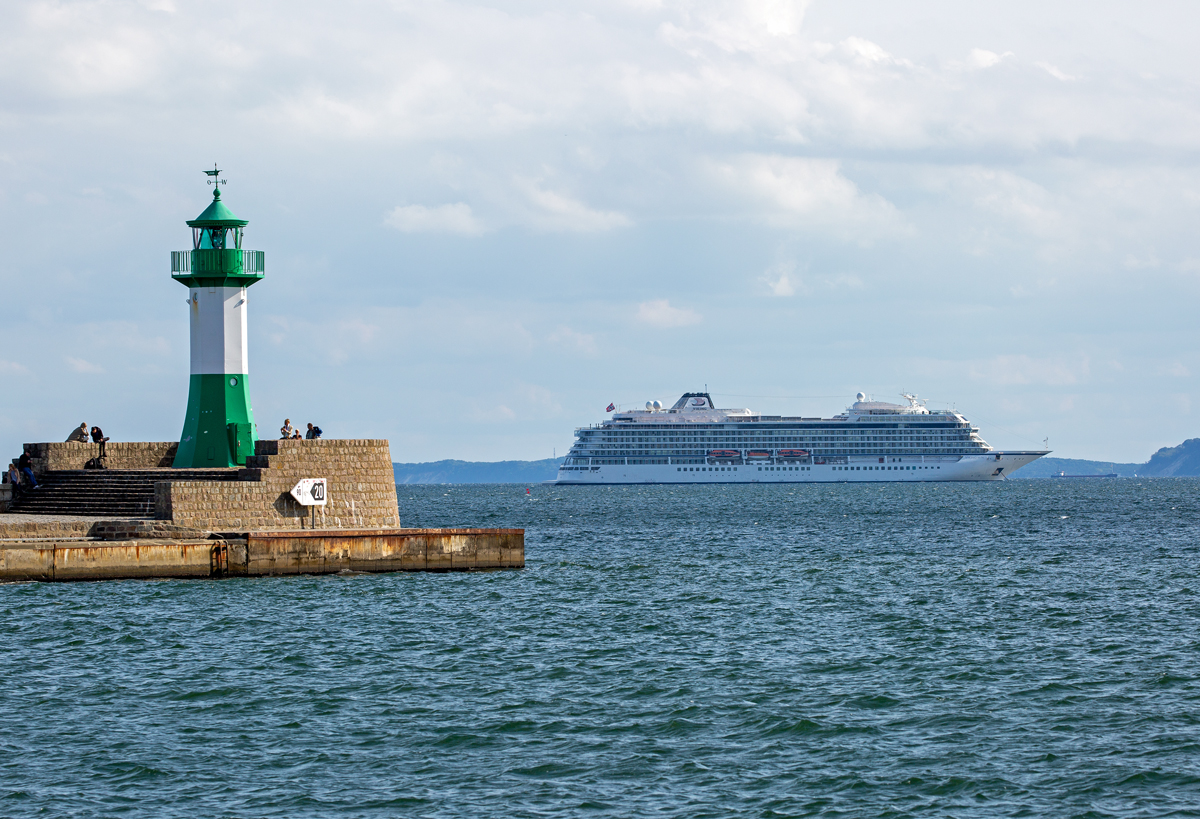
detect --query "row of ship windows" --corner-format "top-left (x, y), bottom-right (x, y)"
top-left (833, 465), bottom-right (940, 471)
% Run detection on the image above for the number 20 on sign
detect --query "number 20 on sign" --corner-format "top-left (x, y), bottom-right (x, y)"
top-left (290, 478), bottom-right (328, 506)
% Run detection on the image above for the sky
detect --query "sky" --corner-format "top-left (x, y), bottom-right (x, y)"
top-left (2, 0), bottom-right (1200, 463)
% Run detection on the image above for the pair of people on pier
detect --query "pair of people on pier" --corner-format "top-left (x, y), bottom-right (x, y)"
top-left (281, 419), bottom-right (322, 440)
top-left (65, 422), bottom-right (109, 458)
top-left (7, 452), bottom-right (39, 495)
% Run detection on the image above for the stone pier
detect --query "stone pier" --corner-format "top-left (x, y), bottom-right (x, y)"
top-left (0, 527), bottom-right (524, 581)
top-left (1, 438), bottom-right (525, 581)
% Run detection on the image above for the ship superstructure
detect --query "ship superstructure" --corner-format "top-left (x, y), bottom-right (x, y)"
top-left (554, 392), bottom-right (1047, 484)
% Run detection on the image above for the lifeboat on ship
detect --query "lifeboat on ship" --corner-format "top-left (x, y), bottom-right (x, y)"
top-left (746, 450), bottom-right (772, 460)
top-left (777, 449), bottom-right (809, 459)
top-left (707, 449), bottom-right (740, 459)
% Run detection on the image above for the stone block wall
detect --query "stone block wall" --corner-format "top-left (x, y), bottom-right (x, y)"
top-left (156, 439), bottom-right (400, 532)
top-left (21, 442), bottom-right (178, 474)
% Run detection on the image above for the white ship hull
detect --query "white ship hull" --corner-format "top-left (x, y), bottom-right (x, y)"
top-left (555, 452), bottom-right (1045, 484)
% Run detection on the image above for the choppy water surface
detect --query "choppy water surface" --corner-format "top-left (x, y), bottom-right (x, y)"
top-left (3, 479), bottom-right (1200, 817)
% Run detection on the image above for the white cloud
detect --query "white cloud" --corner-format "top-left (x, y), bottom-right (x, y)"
top-left (385, 203), bottom-right (484, 234)
top-left (969, 48), bottom-right (1002, 69)
top-left (547, 326), bottom-right (598, 355)
top-left (1035, 61), bottom-right (1076, 82)
top-left (520, 182), bottom-right (631, 232)
top-left (761, 262), bottom-right (798, 296)
top-left (0, 360), bottom-right (28, 375)
top-left (969, 355), bottom-right (1089, 387)
top-left (841, 36), bottom-right (908, 67)
top-left (637, 299), bottom-right (701, 327)
top-left (714, 154), bottom-right (903, 239)
top-left (66, 356), bottom-right (104, 374)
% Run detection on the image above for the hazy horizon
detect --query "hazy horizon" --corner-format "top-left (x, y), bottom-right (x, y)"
top-left (4, 1), bottom-right (1200, 464)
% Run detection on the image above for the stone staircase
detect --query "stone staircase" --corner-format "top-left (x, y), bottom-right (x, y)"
top-left (8, 469), bottom-right (238, 517)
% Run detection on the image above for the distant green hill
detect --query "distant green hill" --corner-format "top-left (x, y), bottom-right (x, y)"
top-left (1013, 438), bottom-right (1200, 478)
top-left (392, 439), bottom-right (1200, 483)
top-left (393, 458), bottom-right (560, 484)
top-left (1010, 458), bottom-right (1140, 478)
top-left (1141, 438), bottom-right (1200, 476)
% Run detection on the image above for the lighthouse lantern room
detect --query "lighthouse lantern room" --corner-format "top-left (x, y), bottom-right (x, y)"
top-left (169, 166), bottom-right (266, 467)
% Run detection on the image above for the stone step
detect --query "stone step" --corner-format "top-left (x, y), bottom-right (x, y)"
top-left (9, 468), bottom-right (239, 517)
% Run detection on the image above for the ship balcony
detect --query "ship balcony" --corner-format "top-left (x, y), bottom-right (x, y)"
top-left (171, 249), bottom-right (265, 282)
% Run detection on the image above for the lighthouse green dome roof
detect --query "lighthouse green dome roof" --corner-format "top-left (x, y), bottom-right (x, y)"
top-left (187, 188), bottom-right (249, 228)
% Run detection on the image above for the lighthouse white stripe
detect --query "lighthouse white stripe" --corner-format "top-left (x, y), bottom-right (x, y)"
top-left (189, 286), bottom-right (248, 375)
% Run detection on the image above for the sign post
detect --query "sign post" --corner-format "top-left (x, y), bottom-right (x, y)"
top-left (290, 478), bottom-right (327, 528)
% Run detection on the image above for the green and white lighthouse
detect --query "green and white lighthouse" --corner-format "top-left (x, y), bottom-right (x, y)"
top-left (170, 166), bottom-right (265, 467)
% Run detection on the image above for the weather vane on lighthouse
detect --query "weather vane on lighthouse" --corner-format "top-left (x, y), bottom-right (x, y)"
top-left (205, 164), bottom-right (226, 188)
top-left (168, 166), bottom-right (266, 468)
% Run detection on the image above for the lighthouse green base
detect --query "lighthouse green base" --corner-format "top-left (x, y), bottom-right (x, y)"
top-left (173, 373), bottom-right (257, 468)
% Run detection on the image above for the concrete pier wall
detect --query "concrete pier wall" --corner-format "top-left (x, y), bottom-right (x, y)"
top-left (21, 442), bottom-right (178, 473)
top-left (0, 528), bottom-right (523, 582)
top-left (0, 539), bottom-right (237, 581)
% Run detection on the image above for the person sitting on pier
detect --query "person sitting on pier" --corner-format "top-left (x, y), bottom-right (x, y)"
top-left (280, 419), bottom-right (296, 439)
top-left (291, 429), bottom-right (303, 440)
top-left (17, 452), bottom-right (38, 489)
top-left (7, 464), bottom-right (23, 497)
top-left (305, 423), bottom-right (322, 440)
top-left (66, 422), bottom-right (88, 442)
top-left (90, 426), bottom-right (109, 459)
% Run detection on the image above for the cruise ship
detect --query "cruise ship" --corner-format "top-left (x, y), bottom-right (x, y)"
top-left (554, 392), bottom-right (1047, 484)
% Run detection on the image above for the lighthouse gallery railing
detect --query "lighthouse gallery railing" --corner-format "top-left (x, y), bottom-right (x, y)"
top-left (171, 249), bottom-right (265, 275)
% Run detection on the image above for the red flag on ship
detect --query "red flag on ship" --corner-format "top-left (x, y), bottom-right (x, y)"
top-left (606, 402), bottom-right (615, 412)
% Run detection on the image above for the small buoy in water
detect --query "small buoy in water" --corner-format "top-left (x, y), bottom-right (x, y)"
top-left (526, 487), bottom-right (530, 495)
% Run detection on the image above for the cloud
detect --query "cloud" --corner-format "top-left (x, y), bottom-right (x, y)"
top-left (385, 203), bottom-right (484, 234)
top-left (547, 326), bottom-right (598, 355)
top-left (0, 360), bottom-right (28, 375)
top-left (465, 383), bottom-right (561, 423)
top-left (761, 262), bottom-right (798, 296)
top-left (1035, 61), bottom-right (1076, 82)
top-left (956, 48), bottom-right (1014, 71)
top-left (520, 182), bottom-right (631, 232)
top-left (1123, 253), bottom-right (1161, 270)
top-left (637, 299), bottom-right (701, 327)
top-left (969, 49), bottom-right (1002, 69)
top-left (66, 356), bottom-right (104, 374)
top-left (713, 154), bottom-right (904, 239)
top-left (841, 36), bottom-right (909, 67)
top-left (969, 355), bottom-right (1089, 387)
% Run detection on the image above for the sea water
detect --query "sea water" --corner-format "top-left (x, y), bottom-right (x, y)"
top-left (2, 479), bottom-right (1199, 817)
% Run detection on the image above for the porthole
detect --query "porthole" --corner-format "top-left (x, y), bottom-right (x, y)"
top-left (229, 376), bottom-right (238, 387)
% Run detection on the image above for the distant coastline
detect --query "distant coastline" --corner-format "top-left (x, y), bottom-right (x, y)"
top-left (394, 439), bottom-right (1200, 484)
top-left (1012, 438), bottom-right (1200, 478)
top-left (394, 458), bottom-right (560, 485)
